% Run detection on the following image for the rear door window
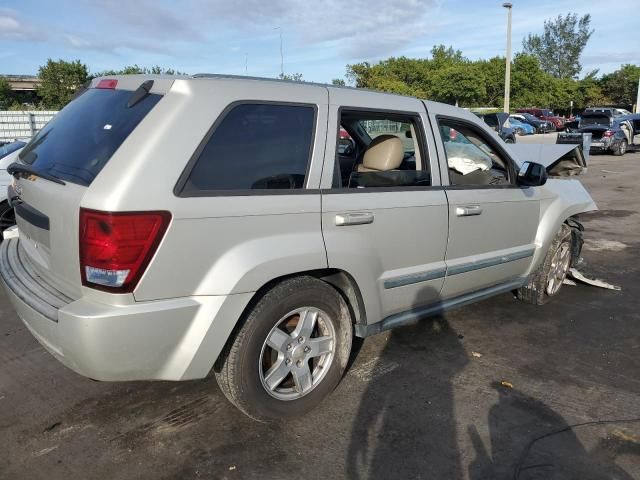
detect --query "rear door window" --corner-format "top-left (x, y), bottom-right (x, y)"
top-left (177, 103), bottom-right (316, 194)
top-left (18, 88), bottom-right (162, 186)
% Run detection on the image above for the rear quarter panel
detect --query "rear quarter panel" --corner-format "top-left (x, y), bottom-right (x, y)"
top-left (80, 78), bottom-right (330, 300)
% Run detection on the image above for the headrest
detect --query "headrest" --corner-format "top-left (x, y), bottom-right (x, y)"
top-left (361, 135), bottom-right (404, 172)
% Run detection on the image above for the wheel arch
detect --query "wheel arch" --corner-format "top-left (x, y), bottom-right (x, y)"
top-left (213, 268), bottom-right (368, 368)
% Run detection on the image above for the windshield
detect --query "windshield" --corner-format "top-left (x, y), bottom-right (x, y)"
top-left (580, 115), bottom-right (611, 127)
top-left (0, 141), bottom-right (26, 160)
top-left (18, 88), bottom-right (161, 186)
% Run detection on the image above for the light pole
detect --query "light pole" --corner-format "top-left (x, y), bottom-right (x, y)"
top-left (274, 26), bottom-right (284, 78)
top-left (503, 2), bottom-right (512, 114)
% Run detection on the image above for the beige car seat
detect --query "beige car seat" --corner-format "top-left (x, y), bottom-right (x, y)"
top-left (357, 135), bottom-right (404, 172)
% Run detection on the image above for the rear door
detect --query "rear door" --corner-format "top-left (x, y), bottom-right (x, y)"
top-left (10, 78), bottom-right (169, 299)
top-left (427, 104), bottom-right (540, 299)
top-left (320, 89), bottom-right (449, 325)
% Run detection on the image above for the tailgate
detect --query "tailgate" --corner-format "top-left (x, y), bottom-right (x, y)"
top-left (14, 178), bottom-right (87, 299)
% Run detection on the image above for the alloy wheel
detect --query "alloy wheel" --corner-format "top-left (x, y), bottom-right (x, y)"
top-left (259, 307), bottom-right (335, 401)
top-left (546, 242), bottom-right (571, 296)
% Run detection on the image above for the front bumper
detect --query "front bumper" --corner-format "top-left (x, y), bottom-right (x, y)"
top-left (0, 238), bottom-right (252, 381)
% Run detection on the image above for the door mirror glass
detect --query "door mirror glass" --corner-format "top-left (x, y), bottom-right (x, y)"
top-left (518, 161), bottom-right (547, 187)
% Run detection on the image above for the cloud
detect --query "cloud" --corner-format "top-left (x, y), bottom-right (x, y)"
top-left (0, 8), bottom-right (46, 41)
top-left (85, 0), bottom-right (204, 42)
top-left (582, 52), bottom-right (639, 65)
top-left (62, 33), bottom-right (172, 55)
top-left (194, 0), bottom-right (439, 59)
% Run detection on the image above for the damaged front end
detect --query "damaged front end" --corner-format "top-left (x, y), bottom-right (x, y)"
top-left (566, 216), bottom-right (585, 267)
top-left (508, 143), bottom-right (588, 177)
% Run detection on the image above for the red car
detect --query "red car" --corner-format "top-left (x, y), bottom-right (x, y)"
top-left (516, 108), bottom-right (565, 131)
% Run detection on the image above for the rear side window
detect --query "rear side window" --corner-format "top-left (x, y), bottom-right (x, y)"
top-left (178, 103), bottom-right (315, 194)
top-left (19, 88), bottom-right (161, 186)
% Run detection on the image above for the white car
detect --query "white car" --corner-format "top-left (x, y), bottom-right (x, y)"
top-left (0, 142), bottom-right (25, 233)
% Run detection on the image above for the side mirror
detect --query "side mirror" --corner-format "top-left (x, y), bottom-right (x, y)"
top-left (517, 161), bottom-right (547, 187)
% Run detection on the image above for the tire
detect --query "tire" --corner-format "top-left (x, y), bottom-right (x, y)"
top-left (505, 137), bottom-right (515, 144)
top-left (215, 276), bottom-right (353, 421)
top-left (613, 139), bottom-right (627, 156)
top-left (0, 201), bottom-right (15, 237)
top-left (517, 224), bottom-right (572, 305)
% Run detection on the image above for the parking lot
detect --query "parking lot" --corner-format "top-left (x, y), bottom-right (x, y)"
top-left (1, 151), bottom-right (639, 480)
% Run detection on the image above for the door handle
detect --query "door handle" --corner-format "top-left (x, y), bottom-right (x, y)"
top-left (456, 205), bottom-right (483, 217)
top-left (335, 212), bottom-right (374, 226)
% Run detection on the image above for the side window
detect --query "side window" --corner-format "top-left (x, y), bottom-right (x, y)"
top-left (333, 111), bottom-right (430, 189)
top-left (179, 103), bottom-right (315, 194)
top-left (438, 119), bottom-right (513, 187)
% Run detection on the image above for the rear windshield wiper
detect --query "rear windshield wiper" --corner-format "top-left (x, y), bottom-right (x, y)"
top-left (7, 162), bottom-right (66, 186)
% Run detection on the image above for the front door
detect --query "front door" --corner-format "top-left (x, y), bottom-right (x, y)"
top-left (429, 111), bottom-right (541, 300)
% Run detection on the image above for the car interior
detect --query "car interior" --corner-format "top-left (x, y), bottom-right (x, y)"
top-left (333, 111), bottom-right (430, 189)
top-left (438, 121), bottom-right (511, 186)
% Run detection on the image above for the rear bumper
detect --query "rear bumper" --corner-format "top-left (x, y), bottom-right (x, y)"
top-left (0, 238), bottom-right (253, 381)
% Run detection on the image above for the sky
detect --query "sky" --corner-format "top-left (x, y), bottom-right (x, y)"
top-left (1, 0), bottom-right (638, 82)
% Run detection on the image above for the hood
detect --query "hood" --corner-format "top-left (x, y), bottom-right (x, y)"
top-left (0, 147), bottom-right (24, 169)
top-left (506, 143), bottom-right (587, 177)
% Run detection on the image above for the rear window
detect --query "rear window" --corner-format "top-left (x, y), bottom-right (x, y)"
top-left (177, 103), bottom-right (315, 195)
top-left (18, 88), bottom-right (161, 186)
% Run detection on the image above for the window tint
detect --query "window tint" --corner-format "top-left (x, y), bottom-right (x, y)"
top-left (333, 111), bottom-right (430, 189)
top-left (181, 103), bottom-right (315, 193)
top-left (438, 120), bottom-right (512, 187)
top-left (19, 88), bottom-right (161, 186)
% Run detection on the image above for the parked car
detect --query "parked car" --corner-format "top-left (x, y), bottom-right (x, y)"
top-left (584, 107), bottom-right (632, 117)
top-left (0, 75), bottom-right (596, 421)
top-left (508, 117), bottom-right (535, 135)
top-left (510, 113), bottom-right (554, 133)
top-left (577, 112), bottom-right (631, 156)
top-left (0, 141), bottom-right (25, 235)
top-left (476, 112), bottom-right (517, 143)
top-left (516, 108), bottom-right (566, 131)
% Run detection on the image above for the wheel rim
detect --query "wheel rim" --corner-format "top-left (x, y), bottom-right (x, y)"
top-left (0, 205), bottom-right (15, 231)
top-left (546, 242), bottom-right (571, 296)
top-left (620, 141), bottom-right (626, 154)
top-left (259, 307), bottom-right (336, 401)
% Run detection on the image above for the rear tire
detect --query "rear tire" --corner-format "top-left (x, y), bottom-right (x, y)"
top-left (517, 224), bottom-right (572, 305)
top-left (613, 139), bottom-right (627, 156)
top-left (215, 276), bottom-right (353, 421)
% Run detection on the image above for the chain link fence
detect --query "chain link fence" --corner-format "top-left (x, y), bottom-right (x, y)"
top-left (0, 111), bottom-right (57, 142)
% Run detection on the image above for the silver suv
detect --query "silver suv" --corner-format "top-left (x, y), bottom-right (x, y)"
top-left (0, 75), bottom-right (596, 421)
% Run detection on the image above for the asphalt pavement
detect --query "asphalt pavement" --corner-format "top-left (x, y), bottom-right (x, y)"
top-left (1, 150), bottom-right (639, 480)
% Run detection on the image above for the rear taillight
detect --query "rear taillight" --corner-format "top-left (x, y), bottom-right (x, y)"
top-left (603, 130), bottom-right (615, 137)
top-left (79, 209), bottom-right (171, 293)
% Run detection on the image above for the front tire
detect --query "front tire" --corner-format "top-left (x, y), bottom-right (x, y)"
top-left (517, 224), bottom-right (573, 305)
top-left (215, 276), bottom-right (353, 421)
top-left (0, 201), bottom-right (15, 237)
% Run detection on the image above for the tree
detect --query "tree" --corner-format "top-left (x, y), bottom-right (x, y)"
top-left (91, 65), bottom-right (185, 78)
top-left (600, 64), bottom-right (640, 108)
top-left (0, 77), bottom-right (12, 109)
top-left (477, 57), bottom-right (506, 107)
top-left (331, 78), bottom-right (346, 86)
top-left (430, 64), bottom-right (486, 106)
top-left (522, 13), bottom-right (593, 79)
top-left (278, 72), bottom-right (304, 81)
top-left (37, 59), bottom-right (89, 109)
